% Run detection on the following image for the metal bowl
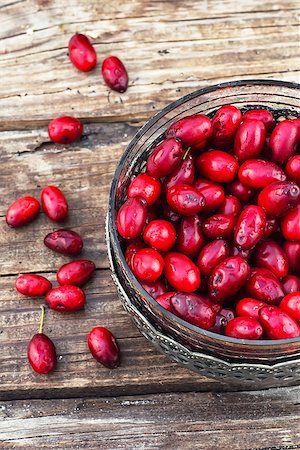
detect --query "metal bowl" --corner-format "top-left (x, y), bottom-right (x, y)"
top-left (107, 80), bottom-right (300, 388)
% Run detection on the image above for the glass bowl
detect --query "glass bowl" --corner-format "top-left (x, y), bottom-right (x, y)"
top-left (107, 80), bottom-right (300, 388)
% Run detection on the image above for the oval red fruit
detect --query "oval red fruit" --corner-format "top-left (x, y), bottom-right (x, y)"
top-left (117, 197), bottom-right (148, 239)
top-left (233, 119), bottom-right (266, 163)
top-left (102, 55), bottom-right (128, 93)
top-left (41, 186), bottom-right (68, 222)
top-left (269, 120), bottom-right (300, 166)
top-left (46, 285), bottom-right (86, 312)
top-left (164, 252), bottom-right (200, 293)
top-left (259, 305), bottom-right (300, 339)
top-left (257, 181), bottom-right (300, 218)
top-left (48, 116), bottom-right (83, 144)
top-left (127, 173), bottom-right (161, 206)
top-left (16, 274), bottom-right (52, 297)
top-left (234, 205), bottom-right (266, 250)
top-left (224, 317), bottom-right (263, 340)
top-left (166, 114), bottom-right (212, 147)
top-left (87, 327), bottom-right (120, 369)
top-left (28, 333), bottom-right (57, 374)
top-left (196, 150), bottom-right (238, 183)
top-left (44, 229), bottom-right (83, 255)
top-left (210, 104), bottom-right (242, 149)
top-left (146, 138), bottom-right (183, 178)
top-left (68, 33), bottom-right (97, 72)
top-left (6, 196), bottom-right (40, 227)
top-left (243, 109), bottom-right (275, 132)
top-left (132, 248), bottom-right (164, 282)
top-left (166, 184), bottom-right (205, 216)
top-left (171, 292), bottom-right (217, 329)
top-left (280, 292), bottom-right (300, 324)
top-left (57, 260), bottom-right (96, 286)
top-left (143, 219), bottom-right (176, 252)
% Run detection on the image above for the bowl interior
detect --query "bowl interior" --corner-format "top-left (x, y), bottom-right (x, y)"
top-left (108, 80), bottom-right (300, 362)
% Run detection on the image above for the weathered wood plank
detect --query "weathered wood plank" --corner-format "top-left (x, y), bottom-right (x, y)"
top-left (0, 123), bottom-right (138, 273)
top-left (0, 389), bottom-right (299, 449)
top-left (0, 268), bottom-right (223, 401)
top-left (0, 0), bottom-right (299, 128)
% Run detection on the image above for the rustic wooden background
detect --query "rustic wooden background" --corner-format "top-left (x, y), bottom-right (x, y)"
top-left (0, 0), bottom-right (299, 448)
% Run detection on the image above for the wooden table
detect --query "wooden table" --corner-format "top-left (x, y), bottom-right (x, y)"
top-left (0, 1), bottom-right (299, 448)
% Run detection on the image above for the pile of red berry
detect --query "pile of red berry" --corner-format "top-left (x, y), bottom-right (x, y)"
top-left (6, 186), bottom-right (120, 374)
top-left (117, 105), bottom-right (300, 340)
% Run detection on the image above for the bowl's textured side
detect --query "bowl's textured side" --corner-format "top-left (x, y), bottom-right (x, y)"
top-left (106, 216), bottom-right (300, 389)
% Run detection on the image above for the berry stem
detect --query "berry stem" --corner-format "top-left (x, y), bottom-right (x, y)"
top-left (39, 305), bottom-right (45, 334)
top-left (183, 147), bottom-right (191, 160)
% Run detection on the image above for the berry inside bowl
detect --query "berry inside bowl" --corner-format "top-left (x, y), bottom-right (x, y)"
top-left (107, 80), bottom-right (300, 388)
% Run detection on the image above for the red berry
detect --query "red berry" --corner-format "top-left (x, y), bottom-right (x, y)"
top-left (234, 205), bottom-right (266, 250)
top-left (176, 214), bottom-right (204, 258)
top-left (254, 239), bottom-right (289, 279)
top-left (210, 105), bottom-right (242, 149)
top-left (132, 248), bottom-right (164, 282)
top-left (285, 155), bottom-right (300, 183)
top-left (280, 292), bottom-right (300, 324)
top-left (146, 138), bottom-right (183, 178)
top-left (141, 280), bottom-right (167, 299)
top-left (102, 56), bottom-right (128, 93)
top-left (224, 317), bottom-right (263, 340)
top-left (166, 114), bottom-right (212, 148)
top-left (233, 119), bottom-right (266, 163)
top-left (164, 252), bottom-right (200, 293)
top-left (127, 173), bottom-right (161, 206)
top-left (196, 150), bottom-right (239, 183)
top-left (282, 275), bottom-right (300, 295)
top-left (124, 242), bottom-right (145, 270)
top-left (48, 116), bottom-right (83, 144)
top-left (155, 291), bottom-right (176, 312)
top-left (238, 159), bottom-right (286, 189)
top-left (171, 292), bottom-right (217, 329)
top-left (57, 260), bottom-right (96, 286)
top-left (88, 327), bottom-right (120, 369)
top-left (243, 109), bottom-right (275, 132)
top-left (257, 181), bottom-right (300, 218)
top-left (117, 197), bottom-right (148, 240)
top-left (68, 33), bottom-right (97, 72)
top-left (202, 214), bottom-right (236, 240)
top-left (259, 305), bottom-right (300, 339)
top-left (236, 298), bottom-right (267, 320)
top-left (166, 184), bottom-right (206, 216)
top-left (16, 274), bottom-right (52, 297)
top-left (44, 229), bottom-right (83, 255)
top-left (46, 285), bottom-right (86, 312)
top-left (197, 239), bottom-right (230, 277)
top-left (143, 219), bottom-right (176, 252)
top-left (6, 196), bottom-right (40, 227)
top-left (281, 204), bottom-right (300, 241)
top-left (269, 120), bottom-right (300, 166)
top-left (41, 186), bottom-right (69, 222)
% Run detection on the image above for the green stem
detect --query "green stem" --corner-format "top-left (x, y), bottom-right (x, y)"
top-left (39, 305), bottom-right (45, 334)
top-left (183, 147), bottom-right (191, 160)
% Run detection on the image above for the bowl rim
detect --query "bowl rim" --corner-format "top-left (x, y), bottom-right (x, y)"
top-left (108, 79), bottom-right (300, 348)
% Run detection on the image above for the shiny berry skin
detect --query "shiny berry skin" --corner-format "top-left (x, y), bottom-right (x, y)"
top-left (269, 120), bottom-right (300, 166)
top-left (163, 153), bottom-right (195, 193)
top-left (254, 239), bottom-right (289, 279)
top-left (282, 275), bottom-right (300, 295)
top-left (208, 256), bottom-right (250, 303)
top-left (141, 280), bottom-right (167, 299)
top-left (196, 150), bottom-right (238, 183)
top-left (230, 245), bottom-right (253, 261)
top-left (164, 252), bottom-right (201, 293)
top-left (46, 285), bottom-right (85, 312)
top-left (197, 239), bottom-right (229, 277)
top-left (238, 159), bottom-right (286, 189)
top-left (193, 179), bottom-right (225, 212)
top-left (281, 204), bottom-right (300, 241)
top-left (166, 114), bottom-right (212, 148)
top-left (236, 298), bottom-right (267, 320)
top-left (210, 105), bottom-right (242, 149)
top-left (41, 186), bottom-right (69, 222)
top-left (233, 119), bottom-right (266, 163)
top-left (117, 197), bottom-right (148, 240)
top-left (245, 270), bottom-right (284, 305)
top-left (280, 292), bottom-right (300, 323)
top-left (132, 248), bottom-right (164, 282)
top-left (224, 317), bottom-right (263, 340)
top-left (282, 241), bottom-right (300, 275)
top-left (155, 291), bottom-right (176, 312)
top-left (127, 173), bottom-right (161, 206)
top-left (257, 181), bottom-right (300, 218)
top-left (226, 180), bottom-right (254, 202)
top-left (16, 274), bottom-right (52, 297)
top-left (163, 205), bottom-right (181, 225)
top-left (101, 56), bottom-right (128, 93)
top-left (170, 292), bottom-right (217, 329)
top-left (57, 260), bottom-right (96, 286)
top-left (6, 196), bottom-right (40, 228)
top-left (124, 242), bottom-right (145, 270)
top-left (28, 334), bottom-right (57, 374)
top-left (146, 138), bottom-right (183, 178)
top-left (176, 215), bottom-right (204, 258)
top-left (285, 155), bottom-right (300, 183)
top-left (166, 184), bottom-right (206, 216)
top-left (217, 195), bottom-right (241, 217)
top-left (259, 306), bottom-right (300, 339)
top-left (87, 327), bottom-right (120, 369)
top-left (202, 214), bottom-right (236, 240)
top-left (143, 220), bottom-right (176, 252)
top-left (234, 205), bottom-right (266, 250)
top-left (243, 109), bottom-right (275, 132)
top-left (48, 116), bottom-right (83, 144)
top-left (68, 33), bottom-right (97, 72)
top-left (44, 229), bottom-right (83, 255)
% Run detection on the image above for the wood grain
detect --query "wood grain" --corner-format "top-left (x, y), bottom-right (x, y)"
top-left (0, 388), bottom-right (300, 449)
top-left (0, 0), bottom-right (299, 128)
